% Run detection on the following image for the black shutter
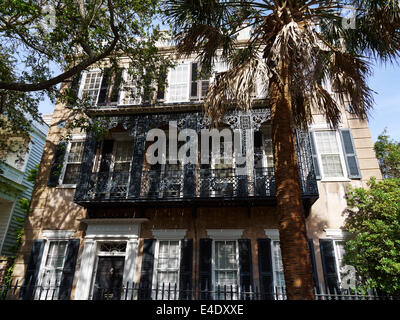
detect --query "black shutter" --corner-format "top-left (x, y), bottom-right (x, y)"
top-left (58, 239), bottom-right (80, 300)
top-left (138, 239), bottom-right (156, 300)
top-left (309, 132), bottom-right (321, 180)
top-left (110, 68), bottom-right (123, 104)
top-left (257, 238), bottom-right (274, 300)
top-left (191, 62), bottom-right (198, 97)
top-left (308, 239), bottom-right (319, 292)
top-left (238, 239), bottom-right (254, 299)
top-left (340, 129), bottom-right (361, 179)
top-left (199, 238), bottom-right (212, 299)
top-left (156, 66), bottom-right (167, 101)
top-left (97, 68), bottom-right (112, 105)
top-left (254, 131), bottom-right (263, 148)
top-left (19, 240), bottom-right (45, 300)
top-left (47, 141), bottom-right (67, 187)
top-left (179, 239), bottom-right (193, 300)
top-left (319, 239), bottom-right (340, 293)
top-left (70, 72), bottom-right (82, 96)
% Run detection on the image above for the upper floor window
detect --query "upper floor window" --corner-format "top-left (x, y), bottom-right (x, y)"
top-left (61, 140), bottom-right (85, 185)
top-left (2, 137), bottom-right (30, 172)
top-left (81, 71), bottom-right (102, 104)
top-left (313, 131), bottom-right (345, 178)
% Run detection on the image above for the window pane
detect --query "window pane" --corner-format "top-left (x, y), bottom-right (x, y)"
top-left (68, 142), bottom-right (84, 162)
top-left (321, 154), bottom-right (344, 177)
top-left (315, 131), bottom-right (340, 154)
top-left (272, 241), bottom-right (286, 288)
top-left (82, 71), bottom-right (102, 104)
top-left (62, 164), bottom-right (80, 184)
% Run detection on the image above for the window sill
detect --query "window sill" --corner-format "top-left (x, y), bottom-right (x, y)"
top-left (319, 178), bottom-right (351, 183)
top-left (56, 184), bottom-right (77, 189)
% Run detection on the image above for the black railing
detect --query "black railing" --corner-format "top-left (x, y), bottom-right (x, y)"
top-left (75, 167), bottom-right (279, 202)
top-left (2, 281), bottom-right (399, 301)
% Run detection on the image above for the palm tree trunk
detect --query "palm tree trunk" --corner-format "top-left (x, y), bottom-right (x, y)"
top-left (269, 60), bottom-right (315, 300)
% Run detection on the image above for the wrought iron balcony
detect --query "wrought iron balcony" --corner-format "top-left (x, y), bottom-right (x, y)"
top-left (74, 166), bottom-right (318, 206)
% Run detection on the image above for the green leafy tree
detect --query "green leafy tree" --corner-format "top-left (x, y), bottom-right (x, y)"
top-left (374, 129), bottom-right (400, 179)
top-left (0, 0), bottom-right (169, 158)
top-left (344, 178), bottom-right (400, 295)
top-left (163, 0), bottom-right (400, 299)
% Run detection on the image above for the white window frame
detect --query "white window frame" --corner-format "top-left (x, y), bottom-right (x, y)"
top-left (58, 136), bottom-right (86, 188)
top-left (118, 69), bottom-right (142, 106)
top-left (78, 69), bottom-right (103, 105)
top-left (4, 137), bottom-right (31, 172)
top-left (35, 230), bottom-right (75, 300)
top-left (151, 229), bottom-right (187, 300)
top-left (312, 129), bottom-right (349, 182)
top-left (165, 62), bottom-right (190, 103)
top-left (264, 229), bottom-right (286, 293)
top-left (207, 229), bottom-right (243, 299)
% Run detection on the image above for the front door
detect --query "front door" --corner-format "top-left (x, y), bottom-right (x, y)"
top-left (93, 256), bottom-right (125, 300)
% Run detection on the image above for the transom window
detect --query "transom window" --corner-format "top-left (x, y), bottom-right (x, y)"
top-left (213, 240), bottom-right (239, 299)
top-left (36, 240), bottom-right (68, 300)
top-left (314, 131), bottom-right (345, 178)
top-left (154, 240), bottom-right (181, 299)
top-left (62, 141), bottom-right (85, 185)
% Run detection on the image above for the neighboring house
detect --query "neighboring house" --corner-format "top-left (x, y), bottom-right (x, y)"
top-left (9, 32), bottom-right (382, 300)
top-left (0, 119), bottom-right (49, 283)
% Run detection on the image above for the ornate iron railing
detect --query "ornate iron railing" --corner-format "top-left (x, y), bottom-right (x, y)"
top-left (75, 167), bottom-right (279, 202)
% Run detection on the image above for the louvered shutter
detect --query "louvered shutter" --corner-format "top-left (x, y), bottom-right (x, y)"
top-left (97, 68), bottom-right (112, 105)
top-left (58, 239), bottom-right (80, 300)
top-left (110, 68), bottom-right (123, 104)
top-left (199, 238), bottom-right (212, 299)
top-left (319, 239), bottom-right (340, 293)
top-left (190, 62), bottom-right (198, 98)
top-left (308, 239), bottom-right (319, 292)
top-left (70, 72), bottom-right (82, 96)
top-left (238, 239), bottom-right (254, 298)
top-left (339, 129), bottom-right (361, 179)
top-left (19, 240), bottom-right (45, 300)
top-left (138, 239), bottom-right (156, 300)
top-left (179, 239), bottom-right (193, 300)
top-left (309, 131), bottom-right (321, 179)
top-left (156, 66), bottom-right (167, 101)
top-left (47, 141), bottom-right (67, 187)
top-left (257, 238), bottom-right (274, 300)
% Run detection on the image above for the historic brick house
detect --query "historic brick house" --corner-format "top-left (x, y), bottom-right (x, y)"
top-left (9, 30), bottom-right (382, 300)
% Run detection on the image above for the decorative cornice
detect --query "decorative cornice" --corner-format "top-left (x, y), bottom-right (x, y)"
top-left (206, 229), bottom-right (244, 240)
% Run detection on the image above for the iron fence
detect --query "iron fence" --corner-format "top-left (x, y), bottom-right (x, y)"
top-left (1, 281), bottom-right (399, 301)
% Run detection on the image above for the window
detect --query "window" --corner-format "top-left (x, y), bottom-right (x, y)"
top-left (61, 141), bottom-right (85, 185)
top-left (333, 240), bottom-right (346, 284)
top-left (313, 131), bottom-right (346, 178)
top-left (190, 62), bottom-right (210, 100)
top-left (254, 124), bottom-right (273, 169)
top-left (3, 137), bottom-right (30, 171)
top-left (167, 63), bottom-right (190, 102)
top-left (213, 240), bottom-right (240, 299)
top-left (36, 240), bottom-right (68, 300)
top-left (120, 70), bottom-right (142, 105)
top-left (81, 71), bottom-right (102, 104)
top-left (271, 240), bottom-right (285, 288)
top-left (153, 240), bottom-right (181, 299)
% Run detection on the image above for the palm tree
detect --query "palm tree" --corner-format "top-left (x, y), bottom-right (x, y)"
top-left (163, 0), bottom-right (400, 299)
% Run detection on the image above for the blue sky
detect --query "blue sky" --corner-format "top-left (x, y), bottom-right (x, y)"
top-left (38, 61), bottom-right (400, 143)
